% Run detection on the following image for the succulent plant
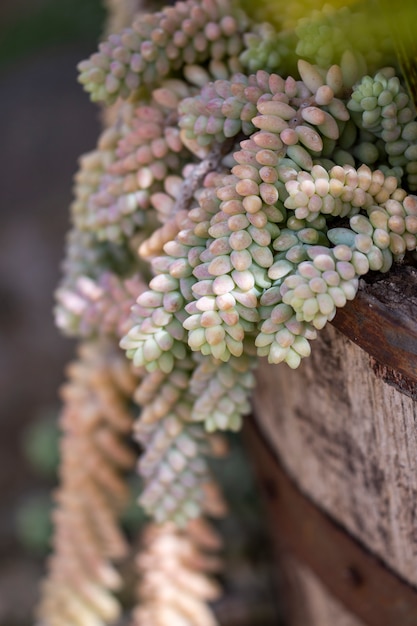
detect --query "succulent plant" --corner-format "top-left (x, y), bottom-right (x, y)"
top-left (38, 0), bottom-right (417, 623)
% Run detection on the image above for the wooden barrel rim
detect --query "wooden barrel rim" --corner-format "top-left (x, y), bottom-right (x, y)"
top-left (331, 264), bottom-right (417, 392)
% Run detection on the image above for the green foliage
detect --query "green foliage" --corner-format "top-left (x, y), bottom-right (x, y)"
top-left (23, 412), bottom-right (60, 478)
top-left (16, 493), bottom-right (53, 555)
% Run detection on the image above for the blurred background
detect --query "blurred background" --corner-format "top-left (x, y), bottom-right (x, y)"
top-left (0, 2), bottom-right (280, 623)
top-left (0, 1), bottom-right (104, 621)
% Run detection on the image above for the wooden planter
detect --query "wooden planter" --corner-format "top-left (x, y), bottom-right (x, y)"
top-left (248, 265), bottom-right (417, 626)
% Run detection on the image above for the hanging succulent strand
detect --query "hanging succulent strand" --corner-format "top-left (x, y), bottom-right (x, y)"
top-left (133, 355), bottom-right (214, 525)
top-left (78, 0), bottom-right (250, 103)
top-left (36, 341), bottom-right (139, 626)
top-left (131, 488), bottom-right (226, 626)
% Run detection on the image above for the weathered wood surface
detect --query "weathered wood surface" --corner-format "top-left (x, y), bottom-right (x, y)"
top-left (252, 320), bottom-right (417, 624)
top-left (332, 266), bottom-right (417, 388)
top-left (246, 415), bottom-right (417, 625)
top-left (281, 557), bottom-right (363, 626)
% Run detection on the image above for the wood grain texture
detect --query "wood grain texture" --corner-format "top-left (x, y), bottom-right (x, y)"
top-left (331, 267), bottom-right (417, 384)
top-left (281, 557), bottom-right (363, 626)
top-left (246, 416), bottom-right (417, 626)
top-left (252, 323), bottom-right (417, 609)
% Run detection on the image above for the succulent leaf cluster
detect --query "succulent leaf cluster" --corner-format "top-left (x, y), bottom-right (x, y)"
top-left (133, 508), bottom-right (225, 626)
top-left (78, 0), bottom-right (250, 103)
top-left (36, 342), bottom-right (138, 626)
top-left (41, 0), bottom-right (417, 623)
top-left (348, 68), bottom-right (417, 189)
top-left (133, 355), bottom-right (217, 525)
top-left (59, 0), bottom-right (417, 542)
top-left (294, 4), bottom-right (394, 76)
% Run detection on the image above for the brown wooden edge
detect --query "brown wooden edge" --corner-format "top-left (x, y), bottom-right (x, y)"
top-left (332, 288), bottom-right (417, 394)
top-left (245, 416), bottom-right (417, 626)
